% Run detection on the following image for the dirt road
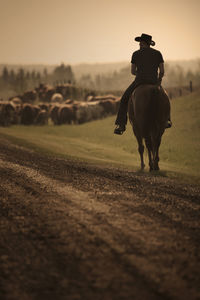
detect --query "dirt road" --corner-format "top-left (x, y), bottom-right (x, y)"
top-left (0, 136), bottom-right (200, 300)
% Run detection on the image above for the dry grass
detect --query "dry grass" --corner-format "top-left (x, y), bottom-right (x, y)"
top-left (0, 91), bottom-right (199, 184)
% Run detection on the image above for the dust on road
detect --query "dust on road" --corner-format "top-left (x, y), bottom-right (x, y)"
top-left (0, 136), bottom-right (200, 300)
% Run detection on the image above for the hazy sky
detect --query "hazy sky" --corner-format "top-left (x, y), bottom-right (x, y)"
top-left (0, 0), bottom-right (199, 64)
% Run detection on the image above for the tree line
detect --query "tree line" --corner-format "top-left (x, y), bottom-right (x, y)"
top-left (0, 64), bottom-right (75, 99)
top-left (78, 61), bottom-right (200, 92)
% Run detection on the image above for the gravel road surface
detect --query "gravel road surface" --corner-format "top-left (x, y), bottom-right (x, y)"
top-left (0, 136), bottom-right (200, 300)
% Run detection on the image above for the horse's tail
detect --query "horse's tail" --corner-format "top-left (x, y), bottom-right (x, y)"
top-left (143, 86), bottom-right (160, 137)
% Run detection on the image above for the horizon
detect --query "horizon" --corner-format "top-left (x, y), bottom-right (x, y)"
top-left (0, 57), bottom-right (200, 67)
top-left (0, 0), bottom-right (199, 65)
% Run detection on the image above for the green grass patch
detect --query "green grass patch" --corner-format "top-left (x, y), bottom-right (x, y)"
top-left (0, 91), bottom-right (200, 184)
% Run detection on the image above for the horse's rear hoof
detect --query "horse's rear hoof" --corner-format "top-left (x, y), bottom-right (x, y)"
top-left (149, 166), bottom-right (160, 172)
top-left (154, 163), bottom-right (160, 171)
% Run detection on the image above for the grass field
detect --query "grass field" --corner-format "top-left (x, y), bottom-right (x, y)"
top-left (0, 91), bottom-right (200, 184)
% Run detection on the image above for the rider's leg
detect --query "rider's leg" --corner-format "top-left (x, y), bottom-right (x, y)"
top-left (114, 81), bottom-right (137, 134)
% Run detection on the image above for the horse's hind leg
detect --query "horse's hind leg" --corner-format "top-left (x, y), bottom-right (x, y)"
top-left (138, 142), bottom-right (145, 170)
top-left (132, 126), bottom-right (145, 170)
top-left (135, 135), bottom-right (145, 170)
top-left (145, 137), bottom-right (153, 171)
top-left (153, 136), bottom-right (161, 170)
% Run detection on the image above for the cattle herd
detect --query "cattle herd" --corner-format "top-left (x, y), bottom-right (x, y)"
top-left (0, 84), bottom-right (120, 126)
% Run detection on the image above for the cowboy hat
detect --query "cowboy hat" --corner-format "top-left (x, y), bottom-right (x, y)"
top-left (135, 33), bottom-right (155, 46)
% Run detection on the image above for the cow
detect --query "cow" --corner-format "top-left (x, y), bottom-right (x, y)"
top-left (75, 102), bottom-right (89, 124)
top-left (21, 104), bottom-right (39, 125)
top-left (99, 99), bottom-right (116, 117)
top-left (21, 90), bottom-right (37, 103)
top-left (0, 101), bottom-right (16, 126)
top-left (38, 103), bottom-right (49, 112)
top-left (36, 84), bottom-right (55, 102)
top-left (49, 104), bottom-right (60, 125)
top-left (87, 101), bottom-right (104, 121)
top-left (88, 94), bottom-right (117, 102)
top-left (58, 104), bottom-right (75, 124)
top-left (65, 99), bottom-right (73, 104)
top-left (51, 93), bottom-right (64, 103)
top-left (35, 109), bottom-right (48, 125)
top-left (10, 97), bottom-right (22, 106)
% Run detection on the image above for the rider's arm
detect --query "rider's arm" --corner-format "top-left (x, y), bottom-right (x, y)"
top-left (158, 62), bottom-right (164, 80)
top-left (158, 62), bottom-right (164, 85)
top-left (131, 63), bottom-right (137, 76)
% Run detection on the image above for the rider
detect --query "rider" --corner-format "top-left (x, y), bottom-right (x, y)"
top-left (114, 33), bottom-right (172, 135)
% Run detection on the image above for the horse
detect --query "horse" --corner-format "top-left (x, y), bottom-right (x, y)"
top-left (128, 84), bottom-right (170, 171)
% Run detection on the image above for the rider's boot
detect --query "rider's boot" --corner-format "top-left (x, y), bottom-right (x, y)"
top-left (114, 124), bottom-right (126, 135)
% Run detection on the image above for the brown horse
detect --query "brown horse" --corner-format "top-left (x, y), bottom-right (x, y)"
top-left (128, 84), bottom-right (170, 171)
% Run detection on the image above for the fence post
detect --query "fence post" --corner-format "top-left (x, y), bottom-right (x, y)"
top-left (189, 81), bottom-right (193, 93)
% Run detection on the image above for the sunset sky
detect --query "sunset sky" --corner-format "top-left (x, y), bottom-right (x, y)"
top-left (0, 0), bottom-right (199, 65)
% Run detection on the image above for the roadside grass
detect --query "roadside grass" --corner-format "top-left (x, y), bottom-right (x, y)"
top-left (0, 91), bottom-right (200, 184)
